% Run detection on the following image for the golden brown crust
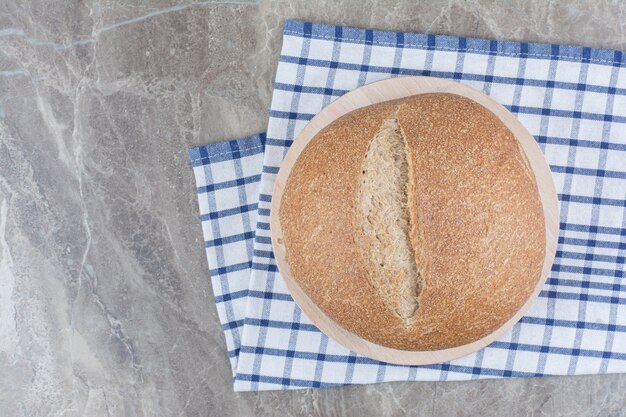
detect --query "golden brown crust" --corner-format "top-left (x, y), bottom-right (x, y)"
top-left (279, 93), bottom-right (546, 351)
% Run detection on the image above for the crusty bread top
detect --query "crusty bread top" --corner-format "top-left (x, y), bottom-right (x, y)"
top-left (279, 93), bottom-right (546, 351)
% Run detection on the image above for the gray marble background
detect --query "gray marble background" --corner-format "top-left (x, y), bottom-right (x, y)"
top-left (1, 1), bottom-right (625, 416)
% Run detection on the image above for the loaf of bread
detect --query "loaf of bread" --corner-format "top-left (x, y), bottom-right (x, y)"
top-left (279, 93), bottom-right (545, 351)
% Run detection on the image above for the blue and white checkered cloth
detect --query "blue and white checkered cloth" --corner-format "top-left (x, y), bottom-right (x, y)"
top-left (189, 20), bottom-right (626, 391)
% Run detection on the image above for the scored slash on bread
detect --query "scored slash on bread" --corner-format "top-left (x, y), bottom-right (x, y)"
top-left (354, 113), bottom-right (423, 326)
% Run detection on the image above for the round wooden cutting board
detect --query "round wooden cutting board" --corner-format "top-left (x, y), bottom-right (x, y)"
top-left (270, 76), bottom-right (559, 365)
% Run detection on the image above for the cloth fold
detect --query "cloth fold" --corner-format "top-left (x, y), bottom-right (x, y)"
top-left (190, 20), bottom-right (626, 391)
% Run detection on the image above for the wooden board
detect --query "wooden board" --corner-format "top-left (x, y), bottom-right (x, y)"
top-left (270, 76), bottom-right (559, 365)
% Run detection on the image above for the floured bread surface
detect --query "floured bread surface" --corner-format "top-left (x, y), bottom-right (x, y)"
top-left (279, 93), bottom-right (546, 351)
top-left (354, 116), bottom-right (422, 324)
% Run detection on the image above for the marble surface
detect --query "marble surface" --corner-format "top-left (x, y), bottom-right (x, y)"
top-left (0, 1), bottom-right (625, 416)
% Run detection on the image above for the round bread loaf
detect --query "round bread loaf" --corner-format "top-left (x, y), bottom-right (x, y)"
top-left (279, 93), bottom-right (545, 351)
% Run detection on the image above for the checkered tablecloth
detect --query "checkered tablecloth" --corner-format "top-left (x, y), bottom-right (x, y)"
top-left (189, 20), bottom-right (626, 391)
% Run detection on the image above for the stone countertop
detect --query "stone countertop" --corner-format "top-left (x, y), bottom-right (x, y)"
top-left (0, 1), bottom-right (624, 416)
